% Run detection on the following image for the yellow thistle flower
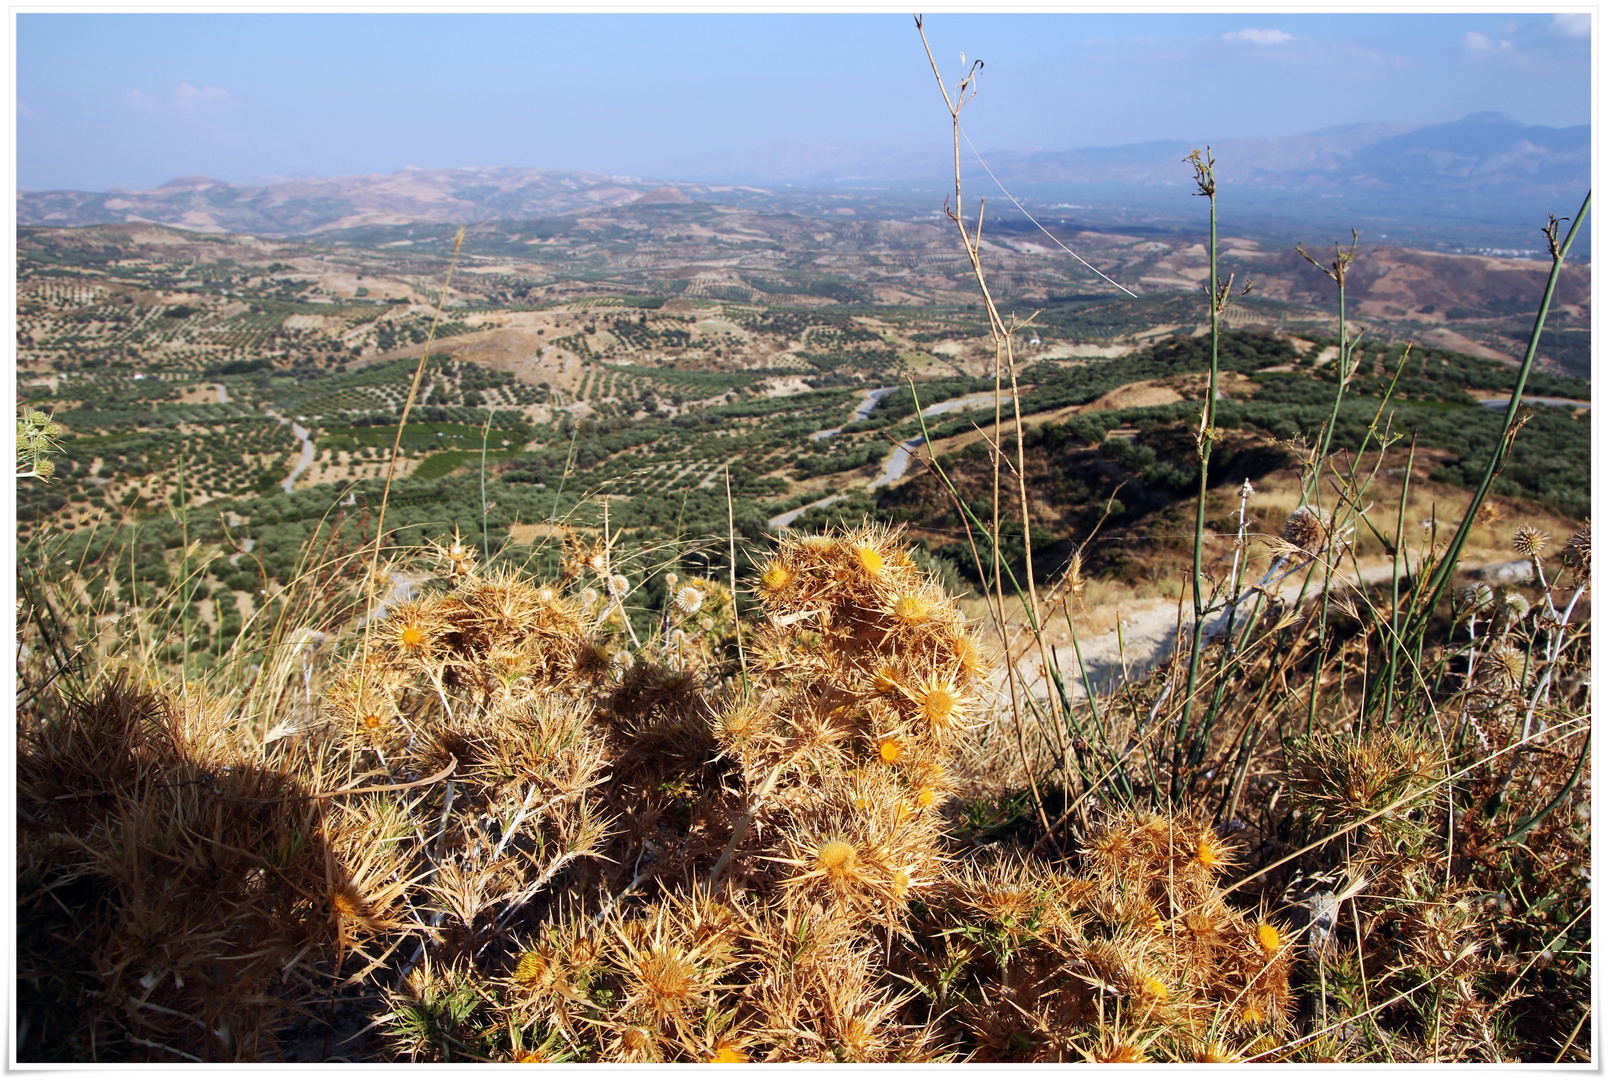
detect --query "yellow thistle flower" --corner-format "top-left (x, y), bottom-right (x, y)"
top-left (915, 787), bottom-right (935, 809)
top-left (708, 1042), bottom-right (747, 1063)
top-left (1096, 1043), bottom-right (1146, 1063)
top-left (759, 559), bottom-right (794, 594)
top-left (512, 950), bottom-right (549, 987)
top-left (330, 884), bottom-right (367, 919)
top-left (1140, 976), bottom-right (1170, 1002)
top-left (915, 677), bottom-right (963, 730)
top-left (816, 840), bottom-right (859, 882)
top-left (853, 543), bottom-right (885, 578)
top-left (878, 738), bottom-right (903, 764)
top-left (1256, 922), bottom-right (1282, 955)
top-left (889, 593), bottom-right (932, 626)
top-left (949, 630), bottom-right (984, 682)
top-left (1194, 829), bottom-right (1234, 869)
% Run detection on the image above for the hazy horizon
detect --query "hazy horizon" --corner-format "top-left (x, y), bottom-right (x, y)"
top-left (17, 12), bottom-right (1591, 193)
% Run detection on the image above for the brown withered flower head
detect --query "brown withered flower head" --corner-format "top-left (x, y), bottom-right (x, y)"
top-left (1283, 505), bottom-right (1326, 555)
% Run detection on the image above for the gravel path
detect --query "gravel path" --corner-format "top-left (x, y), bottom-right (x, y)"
top-left (281, 422), bottom-right (316, 494)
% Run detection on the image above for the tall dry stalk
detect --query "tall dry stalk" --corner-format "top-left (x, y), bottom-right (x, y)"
top-left (915, 15), bottom-right (1057, 837)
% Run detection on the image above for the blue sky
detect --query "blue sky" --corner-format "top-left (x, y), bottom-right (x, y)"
top-left (15, 12), bottom-right (1592, 192)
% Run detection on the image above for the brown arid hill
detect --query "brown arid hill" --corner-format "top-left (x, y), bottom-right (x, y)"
top-left (1035, 229), bottom-right (1590, 375)
top-left (17, 201), bottom-right (1588, 381)
top-left (634, 186), bottom-right (693, 205)
top-left (1230, 245), bottom-right (1590, 324)
top-left (19, 167), bottom-right (667, 235)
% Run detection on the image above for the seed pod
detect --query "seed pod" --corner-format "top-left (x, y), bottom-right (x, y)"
top-left (1512, 524), bottom-right (1549, 557)
top-left (1283, 506), bottom-right (1325, 555)
top-left (1497, 589), bottom-right (1531, 628)
top-left (1480, 644), bottom-right (1527, 689)
top-left (1563, 524), bottom-right (1591, 576)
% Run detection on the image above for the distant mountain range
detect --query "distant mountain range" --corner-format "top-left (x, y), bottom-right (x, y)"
top-left (664, 112), bottom-right (1585, 192)
top-left (970, 112), bottom-right (1588, 197)
top-left (17, 167), bottom-right (680, 236)
top-left (17, 113), bottom-right (1588, 246)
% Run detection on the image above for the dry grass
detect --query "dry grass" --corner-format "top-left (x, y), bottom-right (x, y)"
top-left (13, 22), bottom-right (1590, 1063)
top-left (16, 506), bottom-right (1591, 1062)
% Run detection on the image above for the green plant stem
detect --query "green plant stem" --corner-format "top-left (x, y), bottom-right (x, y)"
top-left (1381, 438), bottom-right (1415, 729)
top-left (1410, 191), bottom-right (1590, 644)
top-left (479, 409), bottom-right (492, 565)
top-left (1175, 151), bottom-right (1221, 799)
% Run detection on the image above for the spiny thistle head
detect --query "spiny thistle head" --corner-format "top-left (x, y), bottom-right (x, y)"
top-left (636, 947), bottom-right (695, 1015)
top-left (1289, 729), bottom-right (1440, 836)
top-left (853, 543), bottom-right (885, 578)
top-left (889, 593), bottom-right (932, 626)
top-left (434, 528), bottom-right (478, 579)
top-left (1563, 523), bottom-right (1591, 576)
top-left (1194, 829), bottom-right (1234, 870)
top-left (1458, 582), bottom-right (1495, 614)
top-left (713, 702), bottom-right (767, 747)
top-left (916, 677), bottom-right (963, 731)
top-left (330, 884), bottom-right (367, 918)
top-left (385, 599), bottom-right (442, 656)
top-left (1095, 1042), bottom-right (1146, 1063)
top-left (797, 533), bottom-right (837, 554)
top-left (878, 737), bottom-right (903, 764)
top-left (871, 663), bottom-right (903, 696)
top-left (816, 840), bottom-right (860, 882)
top-left (1512, 524), bottom-right (1549, 557)
top-left (1139, 976), bottom-right (1170, 1003)
top-left (708, 1043), bottom-right (747, 1063)
top-left (674, 585), bottom-right (705, 614)
top-left (758, 558), bottom-right (794, 596)
top-left (1256, 922), bottom-right (1282, 956)
top-left (948, 630), bottom-right (985, 683)
top-left (1498, 589), bottom-right (1530, 625)
top-left (16, 407), bottom-right (64, 481)
top-left (1480, 643), bottom-right (1527, 689)
top-left (618, 1027), bottom-right (655, 1060)
top-left (512, 950), bottom-right (549, 986)
top-left (1284, 505), bottom-right (1326, 554)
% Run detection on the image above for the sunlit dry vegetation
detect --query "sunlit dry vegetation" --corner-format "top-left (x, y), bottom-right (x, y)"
top-left (14, 21), bottom-right (1591, 1064)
